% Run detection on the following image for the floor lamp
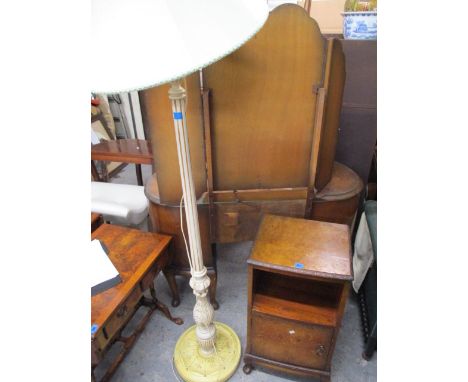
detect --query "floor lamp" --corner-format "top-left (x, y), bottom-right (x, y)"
top-left (91, 1), bottom-right (268, 381)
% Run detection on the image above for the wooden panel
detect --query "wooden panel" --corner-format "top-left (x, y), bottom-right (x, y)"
top-left (315, 161), bottom-right (362, 201)
top-left (250, 214), bottom-right (352, 280)
top-left (139, 72), bottom-right (206, 203)
top-left (215, 199), bottom-right (305, 243)
top-left (336, 39), bottom-right (376, 183)
top-left (148, 202), bottom-right (213, 269)
top-left (91, 139), bottom-right (153, 164)
top-left (145, 162), bottom-right (363, 244)
top-left (305, 87), bottom-right (327, 217)
top-left (311, 195), bottom-right (360, 227)
top-left (203, 4), bottom-right (325, 190)
top-left (93, 331), bottom-right (108, 355)
top-left (253, 294), bottom-right (337, 327)
top-left (326, 282), bottom-right (350, 366)
top-left (340, 40), bottom-right (376, 107)
top-left (315, 38), bottom-right (346, 191)
top-left (251, 312), bottom-right (332, 369)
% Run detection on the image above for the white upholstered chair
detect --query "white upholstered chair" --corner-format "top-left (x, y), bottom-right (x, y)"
top-left (91, 181), bottom-right (149, 229)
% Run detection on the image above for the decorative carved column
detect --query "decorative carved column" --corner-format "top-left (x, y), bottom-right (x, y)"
top-left (169, 81), bottom-right (216, 355)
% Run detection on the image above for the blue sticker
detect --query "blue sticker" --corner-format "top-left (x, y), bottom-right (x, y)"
top-left (294, 262), bottom-right (304, 269)
top-left (91, 324), bottom-right (99, 335)
top-left (173, 112), bottom-right (183, 120)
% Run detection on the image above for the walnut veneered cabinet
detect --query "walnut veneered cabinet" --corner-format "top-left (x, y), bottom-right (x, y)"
top-left (243, 214), bottom-right (353, 381)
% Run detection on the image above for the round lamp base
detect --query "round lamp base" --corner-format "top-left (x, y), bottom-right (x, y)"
top-left (173, 322), bottom-right (241, 382)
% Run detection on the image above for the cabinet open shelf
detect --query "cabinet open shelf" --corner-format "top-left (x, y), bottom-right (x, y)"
top-left (252, 293), bottom-right (337, 327)
top-left (251, 269), bottom-right (343, 327)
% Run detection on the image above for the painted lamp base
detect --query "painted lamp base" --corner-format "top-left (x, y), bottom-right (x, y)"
top-left (174, 322), bottom-right (241, 382)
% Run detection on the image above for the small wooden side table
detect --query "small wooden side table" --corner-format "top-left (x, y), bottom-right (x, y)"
top-left (243, 214), bottom-right (353, 382)
top-left (91, 139), bottom-right (153, 185)
top-left (91, 224), bottom-right (182, 382)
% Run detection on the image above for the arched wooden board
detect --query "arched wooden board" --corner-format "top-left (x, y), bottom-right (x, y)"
top-left (139, 73), bottom-right (206, 204)
top-left (315, 38), bottom-right (346, 191)
top-left (203, 4), bottom-right (325, 191)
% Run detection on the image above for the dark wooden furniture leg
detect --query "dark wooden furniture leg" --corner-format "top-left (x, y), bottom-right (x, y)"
top-left (95, 287), bottom-right (183, 382)
top-left (135, 163), bottom-right (143, 186)
top-left (91, 160), bottom-right (101, 181)
top-left (209, 243), bottom-right (219, 310)
top-left (100, 161), bottom-right (109, 182)
top-left (147, 284), bottom-right (183, 325)
top-left (242, 363), bottom-right (253, 374)
top-left (163, 268), bottom-right (181, 307)
top-left (99, 300), bottom-right (153, 382)
top-left (163, 266), bottom-right (218, 310)
top-left (208, 270), bottom-right (218, 310)
top-left (363, 336), bottom-right (377, 361)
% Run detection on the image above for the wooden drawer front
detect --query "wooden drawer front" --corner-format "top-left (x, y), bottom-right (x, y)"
top-left (104, 287), bottom-right (142, 341)
top-left (93, 330), bottom-right (108, 354)
top-left (251, 313), bottom-right (333, 369)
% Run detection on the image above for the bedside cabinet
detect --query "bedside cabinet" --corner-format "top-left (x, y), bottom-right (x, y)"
top-left (243, 214), bottom-right (353, 382)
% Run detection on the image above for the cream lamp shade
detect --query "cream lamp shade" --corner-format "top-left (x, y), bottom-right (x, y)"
top-left (91, 0), bottom-right (269, 94)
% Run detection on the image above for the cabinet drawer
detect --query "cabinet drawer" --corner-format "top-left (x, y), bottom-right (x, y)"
top-left (104, 287), bottom-right (142, 341)
top-left (251, 312), bottom-right (333, 369)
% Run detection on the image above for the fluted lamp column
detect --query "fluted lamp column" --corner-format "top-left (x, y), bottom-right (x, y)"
top-left (169, 81), bottom-right (217, 356)
top-left (169, 79), bottom-right (246, 381)
top-left (91, 1), bottom-right (268, 381)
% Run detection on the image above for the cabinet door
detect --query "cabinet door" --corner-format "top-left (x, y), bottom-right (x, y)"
top-left (251, 312), bottom-right (333, 370)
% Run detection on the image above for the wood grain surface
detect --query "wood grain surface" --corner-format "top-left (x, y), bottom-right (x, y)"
top-left (145, 161), bottom-right (363, 245)
top-left (91, 224), bottom-right (172, 331)
top-left (251, 312), bottom-right (333, 369)
top-left (244, 206), bottom-right (352, 380)
top-left (91, 139), bottom-right (153, 164)
top-left (139, 72), bottom-right (206, 203)
top-left (249, 214), bottom-right (352, 280)
top-left (203, 4), bottom-right (325, 190)
top-left (315, 38), bottom-right (346, 191)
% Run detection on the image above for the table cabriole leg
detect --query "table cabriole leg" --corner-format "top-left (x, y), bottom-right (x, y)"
top-left (163, 268), bottom-right (181, 307)
top-left (148, 285), bottom-right (183, 325)
top-left (98, 301), bottom-right (154, 382)
top-left (208, 271), bottom-right (219, 310)
top-left (362, 336), bottom-right (377, 360)
top-left (135, 163), bottom-right (143, 185)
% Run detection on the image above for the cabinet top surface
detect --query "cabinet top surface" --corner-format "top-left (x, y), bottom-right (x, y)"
top-left (91, 224), bottom-right (171, 329)
top-left (249, 214), bottom-right (352, 280)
